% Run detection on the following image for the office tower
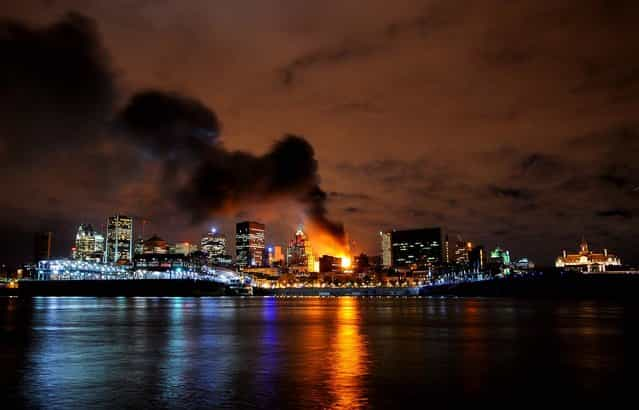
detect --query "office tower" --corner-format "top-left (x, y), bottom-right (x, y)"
top-left (34, 231), bottom-right (52, 262)
top-left (201, 228), bottom-right (228, 265)
top-left (285, 226), bottom-right (316, 272)
top-left (379, 231), bottom-right (392, 268)
top-left (104, 214), bottom-right (134, 263)
top-left (236, 221), bottom-right (265, 268)
top-left (453, 236), bottom-right (473, 266)
top-left (390, 227), bottom-right (447, 269)
top-left (73, 224), bottom-right (105, 262)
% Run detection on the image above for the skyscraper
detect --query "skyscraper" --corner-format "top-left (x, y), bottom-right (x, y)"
top-left (380, 231), bottom-right (392, 268)
top-left (104, 214), bottom-right (134, 263)
top-left (390, 227), bottom-right (447, 270)
top-left (34, 231), bottom-right (52, 262)
top-left (73, 224), bottom-right (105, 262)
top-left (200, 228), bottom-right (228, 265)
top-left (286, 226), bottom-right (314, 272)
top-left (236, 221), bottom-right (265, 268)
top-left (453, 236), bottom-right (473, 267)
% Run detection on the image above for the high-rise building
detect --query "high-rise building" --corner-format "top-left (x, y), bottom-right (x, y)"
top-left (286, 226), bottom-right (314, 272)
top-left (104, 214), bottom-right (134, 263)
top-left (390, 227), bottom-right (447, 270)
top-left (453, 236), bottom-right (473, 266)
top-left (34, 231), bottom-right (52, 262)
top-left (380, 231), bottom-right (392, 268)
top-left (236, 221), bottom-right (265, 268)
top-left (72, 224), bottom-right (105, 262)
top-left (201, 228), bottom-right (228, 266)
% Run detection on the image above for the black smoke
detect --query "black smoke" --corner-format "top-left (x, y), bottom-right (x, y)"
top-left (0, 12), bottom-right (115, 157)
top-left (0, 12), bottom-right (346, 260)
top-left (116, 90), bottom-right (220, 157)
top-left (117, 91), bottom-right (346, 244)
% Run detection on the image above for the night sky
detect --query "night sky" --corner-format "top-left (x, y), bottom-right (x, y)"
top-left (1, 0), bottom-right (638, 266)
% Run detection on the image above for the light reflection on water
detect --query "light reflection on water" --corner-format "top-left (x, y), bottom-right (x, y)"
top-left (330, 297), bottom-right (368, 409)
top-left (0, 297), bottom-right (633, 408)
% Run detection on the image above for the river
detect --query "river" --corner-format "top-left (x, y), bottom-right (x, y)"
top-left (1, 297), bottom-right (633, 408)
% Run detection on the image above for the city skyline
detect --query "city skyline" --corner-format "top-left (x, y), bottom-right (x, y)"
top-left (21, 215), bottom-right (627, 273)
top-left (1, 0), bottom-right (638, 267)
top-left (0, 210), bottom-right (632, 269)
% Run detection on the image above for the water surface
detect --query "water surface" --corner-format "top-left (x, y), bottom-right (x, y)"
top-left (1, 297), bottom-right (634, 408)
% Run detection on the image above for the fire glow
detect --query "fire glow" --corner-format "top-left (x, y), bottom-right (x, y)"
top-left (340, 256), bottom-right (352, 269)
top-left (305, 223), bottom-right (352, 270)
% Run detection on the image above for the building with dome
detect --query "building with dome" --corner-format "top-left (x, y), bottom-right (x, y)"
top-left (555, 238), bottom-right (621, 273)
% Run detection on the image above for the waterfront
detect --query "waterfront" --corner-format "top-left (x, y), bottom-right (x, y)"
top-left (1, 297), bottom-right (633, 408)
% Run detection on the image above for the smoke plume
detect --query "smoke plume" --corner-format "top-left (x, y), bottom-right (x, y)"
top-left (0, 12), bottom-right (346, 247)
top-left (117, 91), bottom-right (346, 244)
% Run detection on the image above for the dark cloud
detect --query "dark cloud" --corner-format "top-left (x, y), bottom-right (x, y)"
top-left (279, 1), bottom-right (460, 86)
top-left (0, 12), bottom-right (115, 156)
top-left (489, 186), bottom-right (533, 201)
top-left (117, 90), bottom-right (220, 156)
top-left (595, 209), bottom-right (633, 219)
top-left (280, 42), bottom-right (377, 86)
top-left (329, 191), bottom-right (371, 200)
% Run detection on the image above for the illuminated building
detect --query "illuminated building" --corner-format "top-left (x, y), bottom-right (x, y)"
top-left (133, 253), bottom-right (194, 272)
top-left (390, 227), bottom-right (447, 270)
top-left (469, 245), bottom-right (485, 273)
top-left (267, 245), bottom-right (284, 266)
top-left (142, 234), bottom-right (169, 254)
top-left (72, 224), bottom-right (105, 262)
top-left (306, 242), bottom-right (316, 272)
top-left (319, 255), bottom-right (342, 273)
top-left (285, 226), bottom-right (315, 272)
top-left (236, 221), bottom-right (265, 268)
top-left (171, 241), bottom-right (196, 256)
top-left (135, 238), bottom-right (144, 255)
top-left (104, 214), bottom-right (134, 264)
top-left (555, 238), bottom-right (621, 273)
top-left (453, 236), bottom-right (473, 266)
top-left (514, 258), bottom-right (535, 270)
top-left (490, 246), bottom-right (511, 265)
top-left (200, 228), bottom-right (229, 265)
top-left (380, 231), bottom-right (392, 268)
top-left (489, 246), bottom-right (511, 275)
top-left (34, 231), bottom-right (52, 262)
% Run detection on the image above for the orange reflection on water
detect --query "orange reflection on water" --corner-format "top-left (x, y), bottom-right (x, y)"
top-left (329, 297), bottom-right (369, 409)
